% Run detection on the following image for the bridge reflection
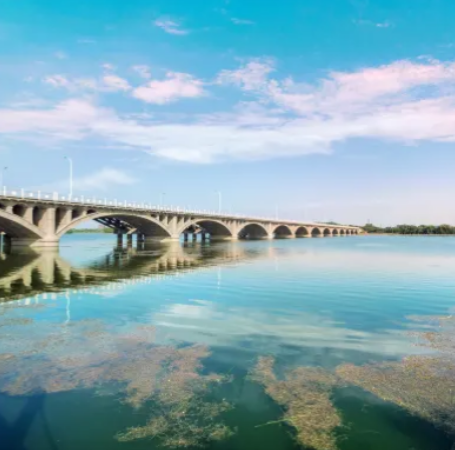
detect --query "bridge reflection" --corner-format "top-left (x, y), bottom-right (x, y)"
top-left (0, 241), bottom-right (277, 305)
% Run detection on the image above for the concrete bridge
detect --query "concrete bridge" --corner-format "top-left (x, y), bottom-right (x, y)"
top-left (0, 192), bottom-right (361, 248)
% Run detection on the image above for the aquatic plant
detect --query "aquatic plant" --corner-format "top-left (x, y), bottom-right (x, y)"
top-left (0, 311), bottom-right (234, 447)
top-left (250, 356), bottom-right (342, 450)
top-left (117, 396), bottom-right (233, 447)
top-left (336, 315), bottom-right (455, 436)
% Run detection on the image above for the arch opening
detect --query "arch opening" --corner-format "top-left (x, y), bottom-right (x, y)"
top-left (12, 204), bottom-right (26, 218)
top-left (295, 226), bottom-right (310, 238)
top-left (238, 223), bottom-right (269, 240)
top-left (311, 227), bottom-right (322, 237)
top-left (274, 225), bottom-right (293, 239)
top-left (0, 209), bottom-right (43, 240)
top-left (57, 212), bottom-right (172, 242)
top-left (323, 228), bottom-right (332, 237)
top-left (55, 207), bottom-right (67, 231)
top-left (332, 229), bottom-right (339, 236)
top-left (71, 208), bottom-right (83, 220)
top-left (339, 229), bottom-right (345, 236)
top-left (32, 207), bottom-right (43, 227)
top-left (180, 219), bottom-right (233, 242)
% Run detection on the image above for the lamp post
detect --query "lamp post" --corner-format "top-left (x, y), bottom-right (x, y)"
top-left (0, 166), bottom-right (7, 189)
top-left (64, 156), bottom-right (73, 200)
top-left (215, 190), bottom-right (222, 214)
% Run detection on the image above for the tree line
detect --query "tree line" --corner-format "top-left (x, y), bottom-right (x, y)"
top-left (363, 223), bottom-right (455, 235)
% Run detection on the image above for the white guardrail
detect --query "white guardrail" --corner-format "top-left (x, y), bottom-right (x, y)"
top-left (0, 186), bottom-right (344, 227)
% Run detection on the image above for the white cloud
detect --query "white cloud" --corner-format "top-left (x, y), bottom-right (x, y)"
top-left (132, 65), bottom-right (151, 79)
top-left (43, 73), bottom-right (131, 93)
top-left (6, 58), bottom-right (455, 164)
top-left (102, 74), bottom-right (131, 91)
top-left (74, 168), bottom-right (136, 191)
top-left (216, 59), bottom-right (275, 91)
top-left (153, 18), bottom-right (188, 35)
top-left (132, 72), bottom-right (204, 104)
top-left (43, 74), bottom-right (71, 88)
top-left (231, 18), bottom-right (255, 25)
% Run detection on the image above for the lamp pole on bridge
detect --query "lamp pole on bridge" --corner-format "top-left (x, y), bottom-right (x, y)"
top-left (64, 156), bottom-right (73, 200)
top-left (0, 166), bottom-right (7, 189)
top-left (215, 190), bottom-right (222, 214)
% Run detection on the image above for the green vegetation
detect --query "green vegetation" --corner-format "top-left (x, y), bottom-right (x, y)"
top-left (250, 357), bottom-right (342, 450)
top-left (363, 223), bottom-right (455, 235)
top-left (0, 312), bottom-right (233, 448)
top-left (67, 227), bottom-right (113, 234)
top-left (250, 314), bottom-right (455, 450)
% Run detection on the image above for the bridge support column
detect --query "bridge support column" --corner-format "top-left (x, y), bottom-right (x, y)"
top-left (127, 234), bottom-right (133, 247)
top-left (184, 233), bottom-right (189, 242)
top-left (201, 233), bottom-right (207, 242)
top-left (192, 233), bottom-right (197, 242)
top-left (31, 207), bottom-right (59, 248)
top-left (117, 233), bottom-right (123, 247)
top-left (0, 234), bottom-right (11, 252)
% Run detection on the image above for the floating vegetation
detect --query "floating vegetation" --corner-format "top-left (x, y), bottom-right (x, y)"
top-left (117, 396), bottom-right (233, 447)
top-left (0, 310), bottom-right (234, 447)
top-left (336, 315), bottom-right (455, 436)
top-left (249, 315), bottom-right (455, 449)
top-left (250, 356), bottom-right (342, 450)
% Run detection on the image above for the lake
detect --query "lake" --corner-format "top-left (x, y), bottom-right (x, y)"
top-left (1, 234), bottom-right (455, 450)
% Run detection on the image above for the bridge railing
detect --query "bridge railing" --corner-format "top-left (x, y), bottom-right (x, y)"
top-left (0, 186), bottom-right (350, 228)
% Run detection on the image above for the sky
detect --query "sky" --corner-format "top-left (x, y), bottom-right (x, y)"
top-left (1, 0), bottom-right (455, 226)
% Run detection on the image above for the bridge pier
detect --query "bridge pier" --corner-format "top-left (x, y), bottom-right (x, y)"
top-left (117, 234), bottom-right (123, 247)
top-left (127, 234), bottom-right (133, 247)
top-left (0, 234), bottom-right (11, 252)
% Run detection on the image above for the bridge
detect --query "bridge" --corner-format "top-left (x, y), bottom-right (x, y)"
top-left (0, 190), bottom-right (361, 248)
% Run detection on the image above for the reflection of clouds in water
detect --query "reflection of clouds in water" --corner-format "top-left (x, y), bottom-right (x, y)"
top-left (154, 300), bottom-right (421, 357)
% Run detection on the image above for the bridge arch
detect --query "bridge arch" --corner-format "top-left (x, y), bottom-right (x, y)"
top-left (56, 212), bottom-right (172, 239)
top-left (273, 224), bottom-right (293, 238)
top-left (238, 222), bottom-right (269, 240)
top-left (0, 209), bottom-right (44, 240)
top-left (311, 227), bottom-right (322, 237)
top-left (295, 226), bottom-right (310, 238)
top-left (177, 219), bottom-right (233, 240)
top-left (332, 229), bottom-right (339, 236)
top-left (323, 228), bottom-right (332, 237)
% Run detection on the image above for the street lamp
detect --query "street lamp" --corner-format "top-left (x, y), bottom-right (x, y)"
top-left (215, 191), bottom-right (222, 214)
top-left (64, 156), bottom-right (73, 200)
top-left (0, 166), bottom-right (7, 189)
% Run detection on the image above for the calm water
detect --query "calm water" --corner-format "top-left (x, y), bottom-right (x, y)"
top-left (1, 234), bottom-right (455, 450)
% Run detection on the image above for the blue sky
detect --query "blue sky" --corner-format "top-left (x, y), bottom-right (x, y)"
top-left (1, 0), bottom-right (455, 225)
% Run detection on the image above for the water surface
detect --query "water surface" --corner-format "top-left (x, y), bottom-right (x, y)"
top-left (1, 234), bottom-right (455, 450)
